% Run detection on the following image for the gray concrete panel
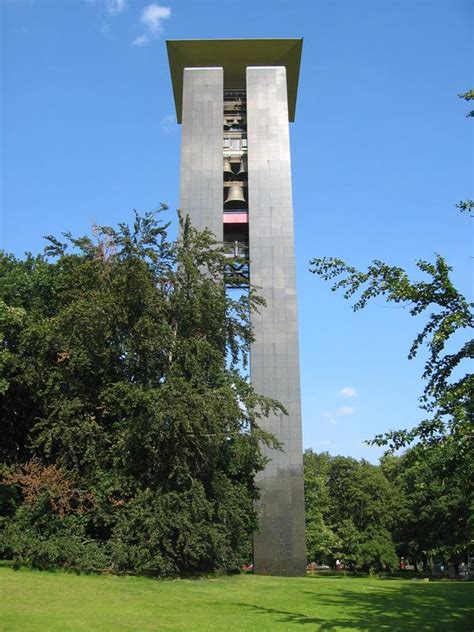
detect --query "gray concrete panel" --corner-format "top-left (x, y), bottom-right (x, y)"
top-left (247, 66), bottom-right (306, 576)
top-left (180, 68), bottom-right (223, 238)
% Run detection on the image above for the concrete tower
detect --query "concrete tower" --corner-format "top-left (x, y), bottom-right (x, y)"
top-left (167, 39), bottom-right (306, 576)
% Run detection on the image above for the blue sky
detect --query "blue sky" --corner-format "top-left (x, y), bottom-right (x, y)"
top-left (2, 0), bottom-right (472, 462)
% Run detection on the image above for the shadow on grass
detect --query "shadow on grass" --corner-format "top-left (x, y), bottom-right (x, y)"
top-left (0, 559), bottom-right (242, 583)
top-left (235, 580), bottom-right (474, 630)
top-left (306, 572), bottom-right (443, 582)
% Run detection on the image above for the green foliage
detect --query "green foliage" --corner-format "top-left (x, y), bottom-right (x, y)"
top-left (356, 527), bottom-right (398, 573)
top-left (309, 255), bottom-right (472, 450)
top-left (308, 92), bottom-right (473, 571)
top-left (0, 509), bottom-right (108, 572)
top-left (304, 451), bottom-right (340, 563)
top-left (0, 209), bottom-right (282, 575)
top-left (310, 91), bottom-right (473, 456)
top-left (456, 199), bottom-right (474, 216)
top-left (458, 88), bottom-right (474, 117)
top-left (304, 451), bottom-right (399, 571)
top-left (381, 442), bottom-right (472, 567)
top-left (304, 446), bottom-right (471, 572)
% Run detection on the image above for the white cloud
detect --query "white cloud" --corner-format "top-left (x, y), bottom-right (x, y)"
top-left (99, 22), bottom-right (112, 37)
top-left (140, 4), bottom-right (171, 34)
top-left (106, 0), bottom-right (127, 15)
top-left (161, 114), bottom-right (177, 133)
top-left (339, 386), bottom-right (357, 398)
top-left (132, 4), bottom-right (170, 48)
top-left (132, 34), bottom-right (149, 47)
top-left (337, 406), bottom-right (354, 416)
top-left (321, 406), bottom-right (355, 425)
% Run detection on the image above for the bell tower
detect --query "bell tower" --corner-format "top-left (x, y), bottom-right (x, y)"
top-left (167, 39), bottom-right (306, 576)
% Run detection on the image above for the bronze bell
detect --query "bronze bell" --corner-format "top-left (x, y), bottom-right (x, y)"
top-left (230, 119), bottom-right (241, 130)
top-left (223, 159), bottom-right (234, 181)
top-left (236, 158), bottom-right (247, 180)
top-left (224, 183), bottom-right (246, 208)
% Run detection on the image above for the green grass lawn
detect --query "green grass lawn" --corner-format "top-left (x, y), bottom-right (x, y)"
top-left (1, 565), bottom-right (472, 631)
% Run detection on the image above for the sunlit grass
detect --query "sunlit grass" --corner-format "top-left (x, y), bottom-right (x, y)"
top-left (1, 564), bottom-right (472, 631)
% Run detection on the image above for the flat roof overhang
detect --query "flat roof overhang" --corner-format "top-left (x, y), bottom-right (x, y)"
top-left (166, 39), bottom-right (303, 123)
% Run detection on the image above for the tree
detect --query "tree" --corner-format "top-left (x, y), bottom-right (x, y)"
top-left (304, 450), bottom-right (400, 572)
top-left (355, 527), bottom-right (398, 574)
top-left (381, 443), bottom-right (471, 571)
top-left (458, 89), bottom-right (474, 118)
top-left (304, 450), bottom-right (340, 564)
top-left (327, 456), bottom-right (399, 572)
top-left (310, 91), bottom-right (473, 453)
top-left (304, 448), bottom-right (469, 573)
top-left (0, 209), bottom-right (282, 574)
top-left (309, 91), bottom-right (473, 569)
top-left (309, 256), bottom-right (472, 451)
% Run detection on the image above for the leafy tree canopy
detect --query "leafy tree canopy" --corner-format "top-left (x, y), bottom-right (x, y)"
top-left (0, 208), bottom-right (282, 575)
top-left (309, 255), bottom-right (472, 451)
top-left (307, 91), bottom-right (473, 573)
top-left (304, 450), bottom-right (400, 572)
